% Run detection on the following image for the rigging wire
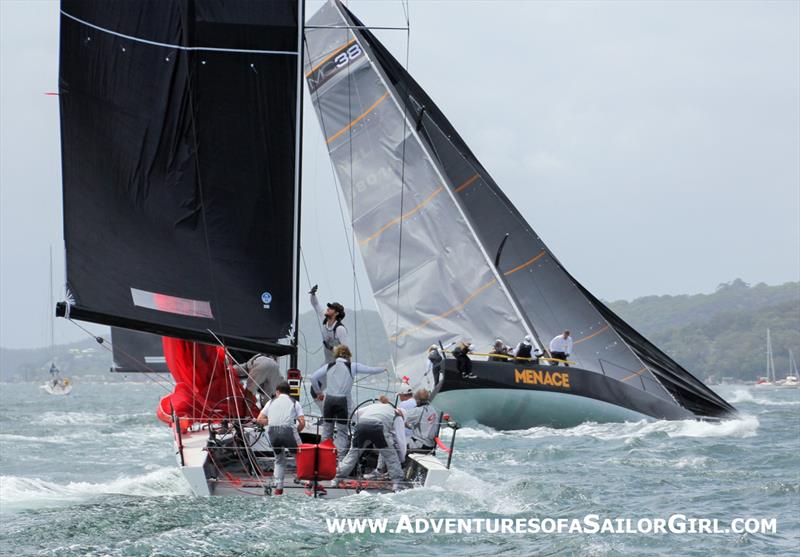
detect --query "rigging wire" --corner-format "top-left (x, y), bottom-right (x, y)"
top-left (391, 0), bottom-right (412, 372)
top-left (65, 319), bottom-right (175, 394)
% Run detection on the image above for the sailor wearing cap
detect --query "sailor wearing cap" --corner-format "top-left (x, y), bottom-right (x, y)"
top-left (308, 285), bottom-right (348, 364)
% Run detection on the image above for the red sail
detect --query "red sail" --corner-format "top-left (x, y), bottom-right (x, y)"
top-left (156, 337), bottom-right (253, 426)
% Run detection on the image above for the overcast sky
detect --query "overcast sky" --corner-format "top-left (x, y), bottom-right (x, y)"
top-left (1, 0), bottom-right (798, 349)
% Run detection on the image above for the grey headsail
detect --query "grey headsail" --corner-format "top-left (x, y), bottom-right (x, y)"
top-left (305, 0), bottom-right (734, 419)
top-left (304, 1), bottom-right (533, 382)
top-left (56, 0), bottom-right (304, 356)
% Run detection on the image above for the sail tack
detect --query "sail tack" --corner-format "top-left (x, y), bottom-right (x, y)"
top-left (57, 0), bottom-right (303, 354)
top-left (305, 0), bottom-right (734, 418)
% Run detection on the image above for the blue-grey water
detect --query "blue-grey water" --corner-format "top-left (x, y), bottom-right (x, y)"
top-left (1, 378), bottom-right (798, 556)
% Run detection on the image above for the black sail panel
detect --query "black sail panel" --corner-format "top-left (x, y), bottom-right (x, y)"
top-left (110, 328), bottom-right (168, 373)
top-left (337, 2), bottom-right (734, 418)
top-left (58, 0), bottom-right (301, 354)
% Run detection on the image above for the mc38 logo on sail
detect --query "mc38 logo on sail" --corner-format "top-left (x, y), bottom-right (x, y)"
top-left (261, 291), bottom-right (272, 309)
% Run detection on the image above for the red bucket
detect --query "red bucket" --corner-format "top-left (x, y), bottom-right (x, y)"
top-left (296, 439), bottom-right (337, 481)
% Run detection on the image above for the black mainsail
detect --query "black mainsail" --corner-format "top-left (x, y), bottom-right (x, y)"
top-left (304, 0), bottom-right (735, 425)
top-left (56, 0), bottom-right (303, 355)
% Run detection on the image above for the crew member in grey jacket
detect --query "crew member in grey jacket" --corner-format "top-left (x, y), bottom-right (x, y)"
top-left (309, 344), bottom-right (386, 460)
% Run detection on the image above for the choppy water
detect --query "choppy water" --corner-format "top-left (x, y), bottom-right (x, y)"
top-left (0, 379), bottom-right (798, 556)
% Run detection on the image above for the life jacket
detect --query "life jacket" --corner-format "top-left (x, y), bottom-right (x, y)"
top-left (324, 359), bottom-right (353, 397)
top-left (322, 319), bottom-right (344, 351)
top-left (516, 342), bottom-right (532, 359)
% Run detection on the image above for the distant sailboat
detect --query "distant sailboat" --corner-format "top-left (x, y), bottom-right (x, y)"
top-left (756, 329), bottom-right (777, 387)
top-left (776, 349), bottom-right (798, 388)
top-left (42, 247), bottom-right (72, 396)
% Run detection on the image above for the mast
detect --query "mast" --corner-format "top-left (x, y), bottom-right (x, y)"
top-left (49, 246), bottom-right (54, 360)
top-left (290, 0), bottom-right (306, 369)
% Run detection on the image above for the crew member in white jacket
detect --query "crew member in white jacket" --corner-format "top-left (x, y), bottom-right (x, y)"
top-left (309, 344), bottom-right (386, 459)
top-left (548, 330), bottom-right (573, 366)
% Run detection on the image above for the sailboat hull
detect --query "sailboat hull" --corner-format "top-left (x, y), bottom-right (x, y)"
top-left (435, 360), bottom-right (694, 429)
top-left (174, 426), bottom-right (451, 498)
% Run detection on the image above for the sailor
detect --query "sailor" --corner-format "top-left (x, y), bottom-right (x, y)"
top-left (233, 353), bottom-right (282, 401)
top-left (370, 384), bottom-right (418, 478)
top-left (425, 344), bottom-right (445, 388)
top-left (309, 284), bottom-right (348, 364)
top-left (548, 330), bottom-right (573, 366)
top-left (513, 335), bottom-right (538, 364)
top-left (334, 397), bottom-right (406, 491)
top-left (309, 344), bottom-right (386, 460)
top-left (488, 339), bottom-right (511, 362)
top-left (405, 389), bottom-right (440, 452)
top-left (452, 341), bottom-right (477, 379)
top-left (256, 382), bottom-right (305, 496)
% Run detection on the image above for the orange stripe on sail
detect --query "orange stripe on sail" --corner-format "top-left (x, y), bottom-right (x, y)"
top-left (305, 38), bottom-right (356, 77)
top-left (389, 279), bottom-right (498, 341)
top-left (360, 186), bottom-right (444, 246)
top-left (574, 324), bottom-right (610, 345)
top-left (504, 250), bottom-right (546, 276)
top-left (454, 173), bottom-right (480, 193)
top-left (621, 367), bottom-right (648, 382)
top-left (326, 92), bottom-right (389, 144)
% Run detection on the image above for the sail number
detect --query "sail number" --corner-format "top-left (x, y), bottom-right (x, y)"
top-left (334, 44), bottom-right (363, 68)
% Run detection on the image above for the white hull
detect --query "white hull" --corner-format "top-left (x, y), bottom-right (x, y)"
top-left (434, 388), bottom-right (651, 429)
top-left (41, 382), bottom-right (73, 396)
top-left (175, 427), bottom-right (451, 498)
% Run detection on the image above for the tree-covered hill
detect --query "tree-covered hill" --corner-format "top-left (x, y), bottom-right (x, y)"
top-left (2, 279), bottom-right (797, 383)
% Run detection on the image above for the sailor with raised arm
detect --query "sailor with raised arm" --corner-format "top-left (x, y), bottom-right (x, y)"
top-left (309, 344), bottom-right (386, 460)
top-left (308, 285), bottom-right (348, 363)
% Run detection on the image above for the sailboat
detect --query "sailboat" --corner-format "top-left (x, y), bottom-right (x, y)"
top-left (776, 349), bottom-right (798, 388)
top-left (55, 0), bottom-right (454, 497)
top-left (303, 1), bottom-right (736, 428)
top-left (756, 329), bottom-right (777, 387)
top-left (42, 247), bottom-right (72, 396)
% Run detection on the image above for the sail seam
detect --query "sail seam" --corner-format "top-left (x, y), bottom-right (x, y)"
top-left (389, 279), bottom-right (498, 341)
top-left (61, 10), bottom-right (299, 55)
top-left (389, 250), bottom-right (545, 340)
top-left (326, 91), bottom-right (390, 144)
top-left (359, 186), bottom-right (443, 245)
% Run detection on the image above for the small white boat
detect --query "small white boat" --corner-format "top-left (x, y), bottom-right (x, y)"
top-left (41, 376), bottom-right (73, 396)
